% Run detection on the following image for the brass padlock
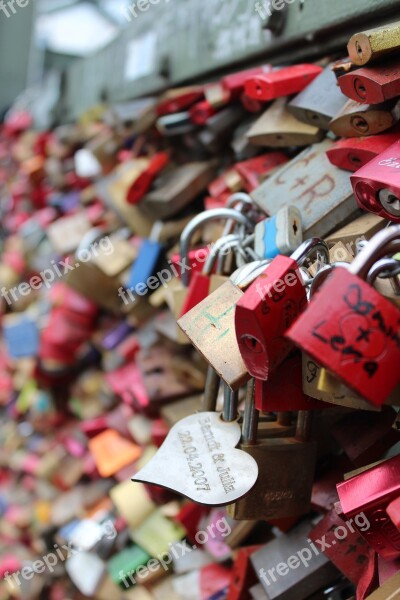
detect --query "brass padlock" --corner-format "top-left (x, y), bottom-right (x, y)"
top-left (227, 381), bottom-right (317, 521)
top-left (247, 97), bottom-right (324, 147)
top-left (330, 98), bottom-right (400, 137)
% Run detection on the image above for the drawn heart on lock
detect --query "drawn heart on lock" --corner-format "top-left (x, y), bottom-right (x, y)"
top-left (337, 312), bottom-right (387, 364)
top-left (132, 412), bottom-right (259, 506)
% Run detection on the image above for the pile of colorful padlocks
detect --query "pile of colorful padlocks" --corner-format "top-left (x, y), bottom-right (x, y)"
top-left (0, 18), bottom-right (400, 600)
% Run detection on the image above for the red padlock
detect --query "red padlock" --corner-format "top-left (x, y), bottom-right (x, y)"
top-left (189, 100), bottom-right (218, 125)
top-left (326, 129), bottom-right (400, 172)
top-left (227, 546), bottom-right (261, 600)
top-left (235, 239), bottom-right (329, 380)
top-left (255, 352), bottom-right (329, 411)
top-left (234, 152), bottom-right (288, 192)
top-left (244, 64), bottom-right (323, 102)
top-left (221, 65), bottom-right (272, 99)
top-left (156, 87), bottom-right (204, 116)
top-left (332, 407), bottom-right (400, 467)
top-left (309, 508), bottom-right (370, 585)
top-left (351, 139), bottom-right (400, 221)
top-left (126, 152), bottom-right (170, 205)
top-left (336, 454), bottom-right (400, 559)
top-left (286, 227), bottom-right (400, 406)
top-left (338, 60), bottom-right (400, 105)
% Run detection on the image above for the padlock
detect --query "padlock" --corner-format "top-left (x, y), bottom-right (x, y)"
top-left (326, 129), bottom-right (400, 172)
top-left (126, 222), bottom-right (164, 294)
top-left (254, 206), bottom-right (303, 260)
top-left (288, 66), bottom-right (348, 130)
top-left (132, 379), bottom-right (259, 506)
top-left (309, 508), bottom-right (370, 585)
top-left (221, 65), bottom-right (273, 100)
top-left (156, 86), bottom-right (204, 116)
top-left (325, 213), bottom-right (386, 253)
top-left (139, 161), bottom-right (217, 220)
top-left (251, 140), bottom-right (358, 239)
top-left (227, 381), bottom-right (316, 521)
top-left (226, 545), bottom-right (261, 600)
top-left (178, 259), bottom-right (271, 390)
top-left (126, 152), bottom-right (170, 205)
top-left (368, 257), bottom-right (400, 308)
top-left (312, 362), bottom-right (381, 411)
top-left (351, 139), bottom-right (400, 221)
top-left (250, 521), bottom-right (340, 600)
top-left (338, 59), bottom-right (400, 104)
top-left (256, 352), bottom-right (328, 412)
top-left (244, 64), bottom-right (323, 102)
top-left (179, 233), bottom-right (240, 317)
top-left (347, 22), bottom-right (400, 66)
top-left (336, 454), bottom-right (400, 559)
top-left (331, 406), bottom-right (400, 467)
top-left (247, 97), bottom-right (324, 147)
top-left (286, 226), bottom-right (400, 406)
top-left (234, 153), bottom-right (288, 192)
top-left (205, 83), bottom-right (231, 108)
top-left (189, 100), bottom-right (218, 125)
top-left (329, 98), bottom-right (400, 137)
top-left (156, 111), bottom-right (197, 136)
top-left (331, 57), bottom-right (358, 79)
top-left (235, 238), bottom-right (329, 380)
top-left (199, 107), bottom-right (247, 154)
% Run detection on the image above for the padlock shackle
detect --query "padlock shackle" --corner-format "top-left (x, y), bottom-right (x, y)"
top-left (242, 379), bottom-right (259, 444)
top-left (367, 257), bottom-right (400, 285)
top-left (203, 234), bottom-right (241, 276)
top-left (180, 208), bottom-right (253, 286)
top-left (295, 411), bottom-right (313, 442)
top-left (291, 238), bottom-right (330, 267)
top-left (349, 225), bottom-right (400, 279)
top-left (231, 259), bottom-right (272, 289)
top-left (202, 366), bottom-right (220, 412)
top-left (222, 384), bottom-right (239, 422)
top-left (309, 262), bottom-right (350, 298)
top-left (226, 193), bottom-right (253, 208)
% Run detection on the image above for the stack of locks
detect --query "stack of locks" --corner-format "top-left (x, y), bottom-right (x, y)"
top-left (0, 18), bottom-right (399, 600)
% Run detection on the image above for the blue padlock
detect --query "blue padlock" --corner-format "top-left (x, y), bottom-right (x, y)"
top-left (255, 205), bottom-right (302, 259)
top-left (126, 222), bottom-right (164, 294)
top-left (3, 315), bottom-right (39, 359)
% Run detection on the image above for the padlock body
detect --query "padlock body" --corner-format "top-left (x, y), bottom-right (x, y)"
top-left (351, 139), bottom-right (400, 221)
top-left (326, 130), bottom-right (400, 172)
top-left (227, 438), bottom-right (317, 521)
top-left (256, 353), bottom-right (327, 411)
top-left (127, 239), bottom-right (163, 290)
top-left (235, 255), bottom-right (307, 380)
top-left (244, 64), bottom-right (323, 102)
top-left (288, 66), bottom-right (347, 130)
top-left (337, 455), bottom-right (400, 559)
top-left (338, 61), bottom-right (400, 104)
top-left (254, 206), bottom-right (302, 259)
top-left (287, 268), bottom-right (400, 406)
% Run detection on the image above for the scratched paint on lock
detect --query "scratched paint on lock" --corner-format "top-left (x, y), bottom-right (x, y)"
top-left (178, 281), bottom-right (250, 389)
top-left (251, 140), bottom-right (357, 238)
top-left (132, 412), bottom-right (258, 506)
top-left (287, 269), bottom-right (400, 406)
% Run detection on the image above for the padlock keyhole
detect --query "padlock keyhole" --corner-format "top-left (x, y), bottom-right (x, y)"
top-left (242, 335), bottom-right (263, 354)
top-left (292, 220), bottom-right (298, 235)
